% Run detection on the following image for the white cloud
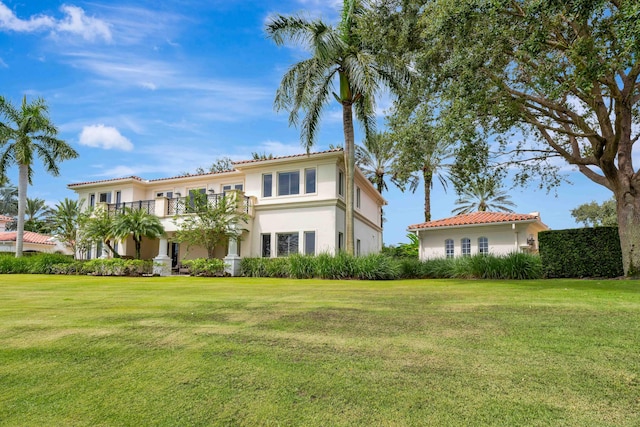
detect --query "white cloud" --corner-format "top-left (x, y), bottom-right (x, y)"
top-left (0, 2), bottom-right (53, 32)
top-left (260, 140), bottom-right (306, 157)
top-left (0, 57), bottom-right (7, 68)
top-left (0, 2), bottom-right (111, 42)
top-left (79, 124), bottom-right (134, 151)
top-left (56, 5), bottom-right (112, 42)
top-left (140, 81), bottom-right (157, 90)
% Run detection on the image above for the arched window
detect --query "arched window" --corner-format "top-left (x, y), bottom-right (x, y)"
top-left (445, 239), bottom-right (454, 258)
top-left (461, 238), bottom-right (471, 257)
top-left (478, 237), bottom-right (489, 255)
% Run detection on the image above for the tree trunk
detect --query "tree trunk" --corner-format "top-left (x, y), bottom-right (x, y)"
top-left (15, 163), bottom-right (28, 257)
top-left (135, 239), bottom-right (141, 260)
top-left (615, 191), bottom-right (640, 277)
top-left (423, 168), bottom-right (433, 222)
top-left (343, 102), bottom-right (355, 255)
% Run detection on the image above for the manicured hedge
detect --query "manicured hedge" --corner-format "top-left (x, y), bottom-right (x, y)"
top-left (538, 227), bottom-right (623, 278)
top-left (0, 253), bottom-right (74, 274)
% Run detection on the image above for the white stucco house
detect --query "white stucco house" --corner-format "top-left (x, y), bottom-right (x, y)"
top-left (67, 149), bottom-right (385, 275)
top-left (408, 211), bottom-right (549, 260)
top-left (0, 230), bottom-right (73, 255)
top-left (0, 215), bottom-right (12, 232)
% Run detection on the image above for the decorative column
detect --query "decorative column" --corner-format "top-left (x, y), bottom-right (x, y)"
top-left (153, 237), bottom-right (171, 276)
top-left (224, 228), bottom-right (241, 276)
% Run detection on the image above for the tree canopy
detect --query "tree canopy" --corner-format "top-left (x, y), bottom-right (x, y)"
top-left (362, 0), bottom-right (640, 275)
top-left (571, 198), bottom-right (617, 228)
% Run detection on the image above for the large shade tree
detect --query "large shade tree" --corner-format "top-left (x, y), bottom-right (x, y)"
top-left (363, 0), bottom-right (640, 276)
top-left (266, 0), bottom-right (407, 254)
top-left (0, 96), bottom-right (78, 257)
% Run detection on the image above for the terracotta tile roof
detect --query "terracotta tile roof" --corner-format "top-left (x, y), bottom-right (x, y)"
top-left (0, 215), bottom-right (13, 222)
top-left (68, 176), bottom-right (145, 188)
top-left (232, 148), bottom-right (343, 165)
top-left (408, 212), bottom-right (541, 230)
top-left (0, 231), bottom-right (56, 245)
top-left (67, 149), bottom-right (343, 189)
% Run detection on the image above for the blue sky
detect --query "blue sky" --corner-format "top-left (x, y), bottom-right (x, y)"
top-left (0, 0), bottom-right (613, 244)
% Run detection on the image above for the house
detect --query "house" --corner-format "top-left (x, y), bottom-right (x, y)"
top-left (408, 211), bottom-right (549, 260)
top-left (67, 149), bottom-right (385, 275)
top-left (0, 230), bottom-right (73, 255)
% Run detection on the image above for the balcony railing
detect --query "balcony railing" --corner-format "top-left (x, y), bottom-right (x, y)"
top-left (167, 194), bottom-right (252, 216)
top-left (107, 200), bottom-right (156, 216)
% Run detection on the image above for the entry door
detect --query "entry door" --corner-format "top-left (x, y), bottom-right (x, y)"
top-left (171, 243), bottom-right (179, 268)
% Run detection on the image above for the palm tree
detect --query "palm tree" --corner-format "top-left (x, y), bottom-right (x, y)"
top-left (0, 182), bottom-right (18, 216)
top-left (355, 132), bottom-right (403, 195)
top-left (452, 178), bottom-right (517, 215)
top-left (25, 197), bottom-right (52, 222)
top-left (389, 106), bottom-right (454, 222)
top-left (80, 206), bottom-right (119, 258)
top-left (112, 207), bottom-right (165, 260)
top-left (50, 198), bottom-right (84, 258)
top-left (0, 96), bottom-right (78, 256)
top-left (266, 0), bottom-right (407, 254)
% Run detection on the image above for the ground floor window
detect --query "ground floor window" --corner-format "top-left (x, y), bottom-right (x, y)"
top-left (338, 232), bottom-right (344, 252)
top-left (461, 238), bottom-right (471, 257)
top-left (356, 239), bottom-right (361, 256)
top-left (445, 239), bottom-right (454, 258)
top-left (304, 231), bottom-right (315, 255)
top-left (261, 234), bottom-right (271, 258)
top-left (277, 233), bottom-right (298, 257)
top-left (478, 237), bottom-right (489, 255)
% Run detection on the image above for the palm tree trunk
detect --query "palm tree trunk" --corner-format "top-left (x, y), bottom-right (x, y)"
top-left (15, 163), bottom-right (28, 257)
top-left (135, 239), bottom-right (142, 260)
top-left (343, 102), bottom-right (355, 255)
top-left (423, 168), bottom-right (433, 222)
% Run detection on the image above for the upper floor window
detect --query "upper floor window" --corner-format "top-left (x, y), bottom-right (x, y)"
top-left (99, 192), bottom-right (111, 203)
top-left (356, 187), bottom-right (361, 208)
top-left (478, 237), bottom-right (489, 255)
top-left (89, 193), bottom-right (95, 208)
top-left (338, 170), bottom-right (344, 197)
top-left (278, 171), bottom-right (300, 196)
top-left (305, 168), bottom-right (316, 194)
top-left (222, 184), bottom-right (243, 195)
top-left (188, 188), bottom-right (206, 209)
top-left (263, 174), bottom-right (272, 198)
top-left (461, 238), bottom-right (471, 257)
top-left (445, 239), bottom-right (454, 258)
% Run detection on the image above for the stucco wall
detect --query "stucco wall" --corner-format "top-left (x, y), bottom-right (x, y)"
top-left (418, 222), bottom-right (545, 259)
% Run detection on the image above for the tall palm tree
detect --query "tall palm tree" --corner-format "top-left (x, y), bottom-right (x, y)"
top-left (25, 197), bottom-right (52, 221)
top-left (81, 206), bottom-right (119, 258)
top-left (0, 96), bottom-right (78, 256)
top-left (355, 132), bottom-right (402, 195)
top-left (0, 182), bottom-right (18, 216)
top-left (112, 207), bottom-right (165, 260)
top-left (266, 0), bottom-right (407, 254)
top-left (452, 178), bottom-right (517, 215)
top-left (389, 105), bottom-right (454, 222)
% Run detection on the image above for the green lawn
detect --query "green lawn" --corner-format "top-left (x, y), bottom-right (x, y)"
top-left (0, 275), bottom-right (638, 426)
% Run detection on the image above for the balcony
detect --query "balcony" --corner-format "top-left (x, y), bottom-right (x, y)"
top-left (106, 193), bottom-right (253, 218)
top-left (107, 200), bottom-right (156, 216)
top-left (167, 194), bottom-right (252, 216)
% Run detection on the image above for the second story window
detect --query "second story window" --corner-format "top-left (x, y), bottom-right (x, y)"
top-left (305, 168), bottom-right (316, 194)
top-left (89, 193), bottom-right (95, 208)
top-left (356, 187), bottom-right (361, 208)
top-left (263, 174), bottom-right (272, 197)
top-left (99, 192), bottom-right (111, 203)
top-left (222, 184), bottom-right (243, 195)
top-left (338, 170), bottom-right (344, 197)
top-left (278, 171), bottom-right (299, 196)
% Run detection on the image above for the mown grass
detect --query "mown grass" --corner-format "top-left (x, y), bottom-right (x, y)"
top-left (1, 275), bottom-right (639, 426)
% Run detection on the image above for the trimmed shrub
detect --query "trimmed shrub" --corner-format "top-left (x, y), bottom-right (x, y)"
top-left (82, 258), bottom-right (153, 276)
top-left (539, 227), bottom-right (623, 278)
top-left (182, 258), bottom-right (227, 277)
top-left (0, 252), bottom-right (74, 274)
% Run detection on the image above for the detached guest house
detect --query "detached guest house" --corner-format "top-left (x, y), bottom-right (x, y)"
top-left (408, 211), bottom-right (549, 260)
top-left (68, 149), bottom-right (385, 275)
